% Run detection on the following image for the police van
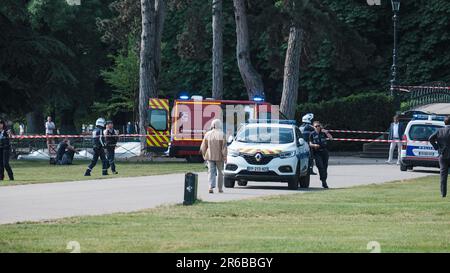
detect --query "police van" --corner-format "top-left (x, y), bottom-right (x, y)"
top-left (224, 120), bottom-right (311, 190)
top-left (399, 114), bottom-right (445, 171)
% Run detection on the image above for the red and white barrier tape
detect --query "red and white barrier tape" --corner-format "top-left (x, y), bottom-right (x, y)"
top-left (328, 129), bottom-right (388, 134)
top-left (329, 138), bottom-right (429, 144)
top-left (11, 134), bottom-right (148, 139)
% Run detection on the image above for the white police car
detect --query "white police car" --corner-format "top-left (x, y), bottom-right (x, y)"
top-left (399, 114), bottom-right (445, 171)
top-left (224, 120), bottom-right (311, 190)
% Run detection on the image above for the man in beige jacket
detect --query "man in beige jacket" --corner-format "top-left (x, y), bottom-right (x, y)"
top-left (200, 119), bottom-right (228, 193)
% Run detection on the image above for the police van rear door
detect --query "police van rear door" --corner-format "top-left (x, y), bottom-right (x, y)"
top-left (406, 123), bottom-right (442, 159)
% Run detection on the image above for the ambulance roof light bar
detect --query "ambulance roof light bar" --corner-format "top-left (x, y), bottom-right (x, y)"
top-left (248, 119), bottom-right (296, 125)
top-left (253, 95), bottom-right (264, 102)
top-left (412, 114), bottom-right (446, 121)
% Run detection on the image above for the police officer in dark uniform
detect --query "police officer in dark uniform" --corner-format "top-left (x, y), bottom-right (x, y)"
top-left (300, 113), bottom-right (317, 175)
top-left (104, 120), bottom-right (119, 175)
top-left (309, 121), bottom-right (333, 188)
top-left (0, 119), bottom-right (14, 181)
top-left (84, 118), bottom-right (108, 176)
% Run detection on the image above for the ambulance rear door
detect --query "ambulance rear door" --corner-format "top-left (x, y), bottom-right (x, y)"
top-left (147, 98), bottom-right (170, 152)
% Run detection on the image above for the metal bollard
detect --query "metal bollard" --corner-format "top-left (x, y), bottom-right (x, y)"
top-left (183, 172), bottom-right (198, 206)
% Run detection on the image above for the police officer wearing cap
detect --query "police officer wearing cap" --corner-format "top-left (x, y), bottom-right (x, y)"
top-left (309, 121), bottom-right (333, 188)
top-left (104, 120), bottom-right (119, 175)
top-left (85, 118), bottom-right (109, 176)
top-left (300, 113), bottom-right (317, 176)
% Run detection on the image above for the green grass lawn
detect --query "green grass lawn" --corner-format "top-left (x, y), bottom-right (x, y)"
top-left (0, 160), bottom-right (206, 186)
top-left (0, 176), bottom-right (449, 252)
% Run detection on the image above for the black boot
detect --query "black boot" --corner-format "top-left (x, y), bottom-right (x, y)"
top-left (9, 174), bottom-right (14, 181)
top-left (84, 169), bottom-right (91, 176)
top-left (322, 181), bottom-right (329, 189)
top-left (102, 170), bottom-right (109, 176)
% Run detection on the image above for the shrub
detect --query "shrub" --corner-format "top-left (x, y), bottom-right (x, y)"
top-left (296, 93), bottom-right (396, 151)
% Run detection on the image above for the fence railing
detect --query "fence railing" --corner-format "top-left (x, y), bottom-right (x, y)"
top-left (397, 82), bottom-right (450, 109)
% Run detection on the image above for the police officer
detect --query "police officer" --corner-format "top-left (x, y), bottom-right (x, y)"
top-left (0, 119), bottom-right (14, 181)
top-left (84, 118), bottom-right (108, 176)
top-left (429, 116), bottom-right (450, 198)
top-left (300, 113), bottom-right (317, 175)
top-left (309, 121), bottom-right (333, 188)
top-left (104, 120), bottom-right (119, 175)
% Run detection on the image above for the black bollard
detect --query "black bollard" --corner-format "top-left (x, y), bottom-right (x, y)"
top-left (183, 172), bottom-right (198, 206)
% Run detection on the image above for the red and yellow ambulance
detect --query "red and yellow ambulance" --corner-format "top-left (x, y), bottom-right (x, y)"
top-left (146, 96), bottom-right (278, 162)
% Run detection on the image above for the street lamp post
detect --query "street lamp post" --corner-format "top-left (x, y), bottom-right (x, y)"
top-left (390, 0), bottom-right (401, 107)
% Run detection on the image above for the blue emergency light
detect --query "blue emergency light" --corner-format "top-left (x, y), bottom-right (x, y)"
top-left (179, 91), bottom-right (189, 100)
top-left (248, 119), bottom-right (296, 125)
top-left (253, 95), bottom-right (265, 102)
top-left (412, 114), bottom-right (446, 121)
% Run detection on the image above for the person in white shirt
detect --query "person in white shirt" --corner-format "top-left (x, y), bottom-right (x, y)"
top-left (45, 116), bottom-right (56, 154)
top-left (386, 115), bottom-right (404, 164)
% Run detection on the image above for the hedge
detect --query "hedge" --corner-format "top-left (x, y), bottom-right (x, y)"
top-left (296, 93), bottom-right (396, 151)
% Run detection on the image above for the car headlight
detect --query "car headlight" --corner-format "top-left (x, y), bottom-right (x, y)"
top-left (279, 150), bottom-right (296, 159)
top-left (228, 149), bottom-right (240, 157)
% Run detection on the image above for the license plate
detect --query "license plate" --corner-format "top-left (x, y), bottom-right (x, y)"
top-left (416, 151), bottom-right (436, 157)
top-left (247, 166), bottom-right (269, 172)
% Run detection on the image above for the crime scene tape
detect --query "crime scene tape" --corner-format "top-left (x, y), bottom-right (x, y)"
top-left (327, 129), bottom-right (388, 134)
top-left (328, 138), bottom-right (430, 144)
top-left (11, 134), bottom-right (148, 139)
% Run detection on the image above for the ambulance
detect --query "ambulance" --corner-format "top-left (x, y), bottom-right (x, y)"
top-left (146, 96), bottom-right (280, 162)
top-left (399, 114), bottom-right (445, 171)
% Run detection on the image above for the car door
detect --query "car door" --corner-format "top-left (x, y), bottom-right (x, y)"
top-left (295, 127), bottom-right (308, 173)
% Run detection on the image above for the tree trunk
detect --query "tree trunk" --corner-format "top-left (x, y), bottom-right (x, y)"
top-left (212, 0), bottom-right (223, 99)
top-left (25, 110), bottom-right (44, 134)
top-left (233, 0), bottom-right (264, 99)
top-left (59, 108), bottom-right (78, 134)
top-left (280, 26), bottom-right (303, 119)
top-left (139, 0), bottom-right (157, 151)
top-left (154, 0), bottom-right (166, 82)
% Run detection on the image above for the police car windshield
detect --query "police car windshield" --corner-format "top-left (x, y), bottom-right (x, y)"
top-left (409, 124), bottom-right (443, 141)
top-left (236, 126), bottom-right (294, 144)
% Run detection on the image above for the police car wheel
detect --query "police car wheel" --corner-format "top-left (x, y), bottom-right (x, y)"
top-left (288, 165), bottom-right (300, 190)
top-left (400, 163), bottom-right (408, 172)
top-left (237, 180), bottom-right (248, 187)
top-left (225, 178), bottom-right (236, 188)
top-left (299, 169), bottom-right (310, 189)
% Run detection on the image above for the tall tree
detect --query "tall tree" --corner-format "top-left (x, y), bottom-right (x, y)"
top-left (233, 0), bottom-right (264, 99)
top-left (212, 0), bottom-right (223, 99)
top-left (154, 0), bottom-right (166, 83)
top-left (280, 26), bottom-right (303, 119)
top-left (280, 0), bottom-right (303, 119)
top-left (139, 0), bottom-right (157, 150)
